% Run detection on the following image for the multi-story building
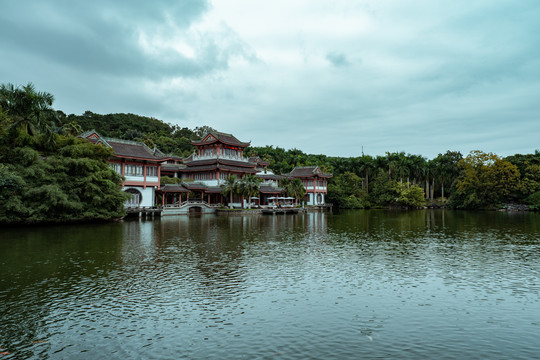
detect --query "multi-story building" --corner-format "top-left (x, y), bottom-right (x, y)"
top-left (82, 130), bottom-right (332, 208)
top-left (80, 130), bottom-right (168, 207)
top-left (289, 166), bottom-right (332, 205)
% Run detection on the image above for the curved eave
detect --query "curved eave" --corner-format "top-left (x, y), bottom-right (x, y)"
top-left (112, 154), bottom-right (168, 163)
top-left (191, 140), bottom-right (251, 147)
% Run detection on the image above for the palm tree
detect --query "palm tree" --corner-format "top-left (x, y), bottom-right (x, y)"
top-left (240, 174), bottom-right (262, 208)
top-left (278, 177), bottom-right (293, 202)
top-left (0, 83), bottom-right (57, 142)
top-left (221, 175), bottom-right (239, 208)
top-left (61, 121), bottom-right (83, 137)
top-left (396, 152), bottom-right (410, 185)
top-left (279, 178), bottom-right (306, 206)
top-left (291, 178), bottom-right (306, 206)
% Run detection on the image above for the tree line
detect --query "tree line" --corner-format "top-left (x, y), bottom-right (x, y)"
top-left (2, 82), bottom-right (540, 226)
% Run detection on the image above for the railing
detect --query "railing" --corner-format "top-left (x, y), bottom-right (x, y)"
top-left (163, 200), bottom-right (221, 208)
top-left (190, 153), bottom-right (249, 162)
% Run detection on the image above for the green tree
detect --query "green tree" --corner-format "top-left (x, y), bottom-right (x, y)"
top-left (240, 174), bottom-right (262, 208)
top-left (290, 178), bottom-right (306, 206)
top-left (369, 168), bottom-right (400, 207)
top-left (0, 83), bottom-right (58, 146)
top-left (327, 172), bottom-right (370, 209)
top-left (397, 183), bottom-right (425, 208)
top-left (0, 137), bottom-right (129, 224)
top-left (221, 175), bottom-right (239, 208)
top-left (451, 151), bottom-right (520, 209)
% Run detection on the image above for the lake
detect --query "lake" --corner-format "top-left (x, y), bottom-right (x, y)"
top-left (1, 210), bottom-right (539, 359)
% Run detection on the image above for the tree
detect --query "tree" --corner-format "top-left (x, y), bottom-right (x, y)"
top-left (194, 125), bottom-right (218, 138)
top-left (278, 178), bottom-right (306, 206)
top-left (278, 177), bottom-right (293, 197)
top-left (397, 183), bottom-right (425, 208)
top-left (327, 172), bottom-right (370, 209)
top-left (451, 151), bottom-right (520, 209)
top-left (369, 168), bottom-right (400, 207)
top-left (240, 174), bottom-right (262, 208)
top-left (0, 137), bottom-right (129, 224)
top-left (61, 121), bottom-right (83, 137)
top-left (291, 178), bottom-right (306, 206)
top-left (221, 175), bottom-right (239, 208)
top-left (0, 83), bottom-right (57, 143)
top-left (431, 151), bottom-right (462, 200)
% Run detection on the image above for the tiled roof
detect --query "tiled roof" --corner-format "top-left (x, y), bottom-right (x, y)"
top-left (184, 158), bottom-right (218, 166)
top-left (183, 183), bottom-right (208, 190)
top-left (192, 131), bottom-right (250, 147)
top-left (248, 156), bottom-right (270, 166)
top-left (256, 174), bottom-right (283, 180)
top-left (205, 186), bottom-right (223, 194)
top-left (218, 158), bottom-right (257, 168)
top-left (79, 130), bottom-right (168, 161)
top-left (180, 162), bottom-right (258, 174)
top-left (184, 158), bottom-right (257, 169)
top-left (218, 164), bottom-right (258, 173)
top-left (158, 185), bottom-right (189, 193)
top-left (105, 139), bottom-right (165, 161)
top-left (161, 164), bottom-right (186, 171)
top-left (178, 165), bottom-right (218, 172)
top-left (289, 166), bottom-right (333, 178)
top-left (259, 185), bottom-right (284, 194)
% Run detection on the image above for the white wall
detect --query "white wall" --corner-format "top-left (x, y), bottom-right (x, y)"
top-left (124, 186), bottom-right (155, 207)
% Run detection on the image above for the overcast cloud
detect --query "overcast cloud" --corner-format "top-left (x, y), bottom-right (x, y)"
top-left (1, 0), bottom-right (539, 158)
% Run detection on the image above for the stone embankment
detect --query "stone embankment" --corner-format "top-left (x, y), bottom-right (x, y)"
top-left (499, 204), bottom-right (530, 212)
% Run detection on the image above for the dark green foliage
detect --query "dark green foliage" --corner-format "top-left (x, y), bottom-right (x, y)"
top-left (369, 169), bottom-right (400, 207)
top-left (0, 138), bottom-right (129, 224)
top-left (525, 191), bottom-right (540, 210)
top-left (161, 176), bottom-right (183, 185)
top-left (1, 83), bottom-right (128, 224)
top-left (327, 172), bottom-right (370, 209)
top-left (64, 111), bottom-right (172, 138)
top-left (62, 111), bottom-right (209, 157)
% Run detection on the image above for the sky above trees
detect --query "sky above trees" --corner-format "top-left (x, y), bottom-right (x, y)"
top-left (1, 0), bottom-right (539, 158)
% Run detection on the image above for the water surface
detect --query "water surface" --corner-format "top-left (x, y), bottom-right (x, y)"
top-left (1, 210), bottom-right (539, 359)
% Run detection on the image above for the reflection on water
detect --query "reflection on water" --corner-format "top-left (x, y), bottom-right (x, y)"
top-left (1, 210), bottom-right (539, 359)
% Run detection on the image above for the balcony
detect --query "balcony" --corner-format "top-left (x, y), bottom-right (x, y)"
top-left (191, 153), bottom-right (249, 163)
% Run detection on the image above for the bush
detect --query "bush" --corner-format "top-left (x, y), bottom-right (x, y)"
top-left (526, 191), bottom-right (540, 210)
top-left (397, 184), bottom-right (425, 208)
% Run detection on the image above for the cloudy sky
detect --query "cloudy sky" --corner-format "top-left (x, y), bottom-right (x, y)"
top-left (1, 0), bottom-right (539, 158)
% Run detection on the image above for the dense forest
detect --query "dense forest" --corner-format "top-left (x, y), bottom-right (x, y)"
top-left (2, 83), bottom-right (540, 224)
top-left (0, 83), bottom-right (128, 224)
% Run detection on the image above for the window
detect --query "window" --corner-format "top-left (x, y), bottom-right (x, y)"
top-left (146, 166), bottom-right (158, 177)
top-left (224, 148), bottom-right (238, 157)
top-left (307, 180), bottom-right (314, 187)
top-left (124, 188), bottom-right (142, 207)
top-left (109, 162), bottom-right (121, 175)
top-left (194, 172), bottom-right (214, 180)
top-left (125, 164), bottom-right (143, 176)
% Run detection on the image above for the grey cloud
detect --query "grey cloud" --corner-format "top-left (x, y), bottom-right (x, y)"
top-left (0, 0), bottom-right (251, 79)
top-left (325, 51), bottom-right (350, 67)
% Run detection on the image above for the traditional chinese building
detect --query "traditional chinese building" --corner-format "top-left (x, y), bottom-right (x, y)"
top-left (81, 129), bottom-right (332, 209)
top-left (80, 130), bottom-right (168, 207)
top-left (177, 131), bottom-right (268, 185)
top-left (289, 166), bottom-right (332, 205)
